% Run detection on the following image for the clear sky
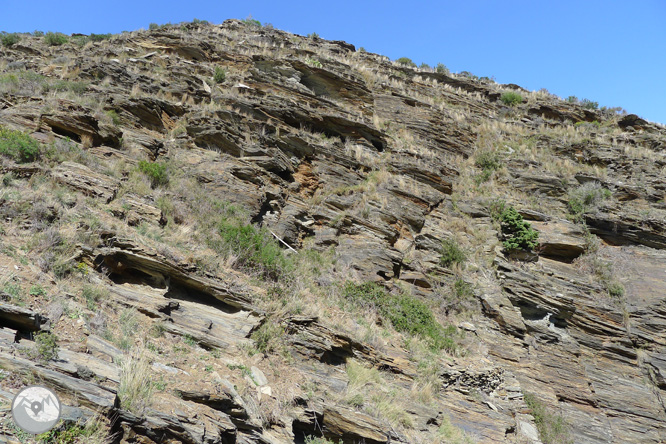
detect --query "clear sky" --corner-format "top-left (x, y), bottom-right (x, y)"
top-left (2, 1), bottom-right (665, 124)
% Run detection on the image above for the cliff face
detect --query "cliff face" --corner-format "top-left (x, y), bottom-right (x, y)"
top-left (0, 19), bottom-right (665, 444)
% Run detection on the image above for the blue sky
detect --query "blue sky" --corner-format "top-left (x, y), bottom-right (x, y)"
top-left (2, 1), bottom-right (665, 123)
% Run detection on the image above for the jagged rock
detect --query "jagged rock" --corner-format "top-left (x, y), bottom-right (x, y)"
top-left (0, 302), bottom-right (48, 332)
top-left (322, 405), bottom-right (398, 443)
top-left (531, 219), bottom-right (586, 260)
top-left (52, 161), bottom-right (119, 203)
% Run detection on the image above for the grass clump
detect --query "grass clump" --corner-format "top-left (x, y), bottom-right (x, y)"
top-left (0, 127), bottom-right (40, 162)
top-left (35, 331), bottom-right (59, 361)
top-left (213, 66), bottom-right (226, 84)
top-left (250, 319), bottom-right (285, 356)
top-left (500, 91), bottom-right (523, 106)
top-left (44, 32), bottom-right (69, 46)
top-left (497, 206), bottom-right (539, 252)
top-left (137, 160), bottom-right (168, 188)
top-left (118, 351), bottom-right (153, 414)
top-left (567, 182), bottom-right (611, 221)
top-left (440, 238), bottom-right (466, 268)
top-left (343, 282), bottom-right (457, 353)
top-left (524, 393), bottom-right (572, 444)
top-left (1, 33), bottom-right (20, 47)
top-left (242, 16), bottom-right (262, 27)
top-left (474, 150), bottom-right (502, 183)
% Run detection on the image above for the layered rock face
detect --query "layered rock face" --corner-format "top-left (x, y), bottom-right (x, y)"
top-left (0, 20), bottom-right (665, 443)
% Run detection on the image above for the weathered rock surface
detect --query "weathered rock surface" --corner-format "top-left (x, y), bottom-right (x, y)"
top-left (0, 18), bottom-right (665, 444)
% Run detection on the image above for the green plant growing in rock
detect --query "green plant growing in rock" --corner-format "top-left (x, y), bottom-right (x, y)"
top-left (524, 393), bottom-right (572, 444)
top-left (1, 33), bottom-right (20, 47)
top-left (44, 32), bottom-right (69, 46)
top-left (250, 319), bottom-right (286, 356)
top-left (500, 91), bottom-right (523, 106)
top-left (567, 182), bottom-right (611, 222)
top-left (242, 16), bottom-right (262, 27)
top-left (580, 98), bottom-right (599, 110)
top-left (37, 414), bottom-right (108, 444)
top-left (35, 331), bottom-right (59, 361)
top-left (498, 206), bottom-right (539, 252)
top-left (435, 63), bottom-right (450, 74)
top-left (440, 238), bottom-right (466, 268)
top-left (218, 218), bottom-right (291, 280)
top-left (307, 32), bottom-right (319, 39)
top-left (0, 127), bottom-right (41, 163)
top-left (474, 150), bottom-right (502, 183)
top-left (395, 57), bottom-right (416, 67)
top-left (213, 66), bottom-right (226, 83)
top-left (138, 160), bottom-right (168, 188)
top-left (343, 282), bottom-right (458, 353)
top-left (306, 59), bottom-right (323, 68)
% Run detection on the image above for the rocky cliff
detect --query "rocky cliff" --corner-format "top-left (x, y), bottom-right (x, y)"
top-left (0, 19), bottom-right (664, 443)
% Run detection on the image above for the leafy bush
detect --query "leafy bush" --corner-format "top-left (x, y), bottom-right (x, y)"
top-left (33, 30), bottom-right (44, 37)
top-left (566, 96), bottom-right (578, 103)
top-left (44, 32), bottom-right (68, 46)
top-left (440, 238), bottom-right (466, 267)
top-left (435, 63), bottom-right (450, 74)
top-left (212, 66), bottom-right (226, 83)
top-left (524, 393), bottom-right (572, 444)
top-left (307, 32), bottom-right (319, 39)
top-left (419, 62), bottom-right (431, 70)
top-left (35, 331), bottom-right (59, 361)
top-left (500, 91), bottom-right (523, 106)
top-left (149, 23), bottom-right (159, 30)
top-left (581, 98), bottom-right (599, 110)
top-left (343, 282), bottom-right (457, 352)
top-left (0, 127), bottom-right (40, 162)
top-left (395, 57), bottom-right (416, 67)
top-left (499, 206), bottom-right (539, 252)
top-left (218, 220), bottom-right (290, 280)
top-left (306, 58), bottom-right (322, 68)
top-left (138, 160), bottom-right (168, 188)
top-left (1, 33), bottom-right (20, 47)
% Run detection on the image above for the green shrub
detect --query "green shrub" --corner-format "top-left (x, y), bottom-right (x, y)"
top-left (212, 66), bottom-right (226, 84)
top-left (307, 32), bottom-right (319, 39)
top-left (242, 16), bottom-right (262, 27)
top-left (218, 220), bottom-right (290, 280)
top-left (306, 58), bottom-right (322, 68)
top-left (440, 238), bottom-right (466, 267)
top-left (524, 393), bottom-right (572, 444)
top-left (567, 183), bottom-right (611, 221)
top-left (149, 23), bottom-right (159, 30)
top-left (105, 109), bottom-right (121, 125)
top-left (343, 282), bottom-right (457, 353)
top-left (1, 33), bottom-right (20, 47)
top-left (500, 91), bottom-right (523, 106)
top-left (44, 32), bottom-right (68, 46)
top-left (607, 282), bottom-right (625, 299)
top-left (395, 57), bottom-right (416, 67)
top-left (250, 319), bottom-right (285, 355)
top-left (0, 127), bottom-right (40, 162)
top-left (138, 160), bottom-right (168, 188)
top-left (581, 98), bottom-right (599, 110)
top-left (35, 331), bottom-right (59, 361)
top-left (89, 33), bottom-right (112, 42)
top-left (499, 206), bottom-right (539, 252)
top-left (435, 63), bottom-right (450, 74)
top-left (33, 30), bottom-right (44, 37)
top-left (474, 150), bottom-right (502, 183)
top-left (566, 96), bottom-right (578, 103)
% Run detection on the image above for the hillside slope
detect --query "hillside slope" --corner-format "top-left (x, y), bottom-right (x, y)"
top-left (0, 19), bottom-right (665, 443)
